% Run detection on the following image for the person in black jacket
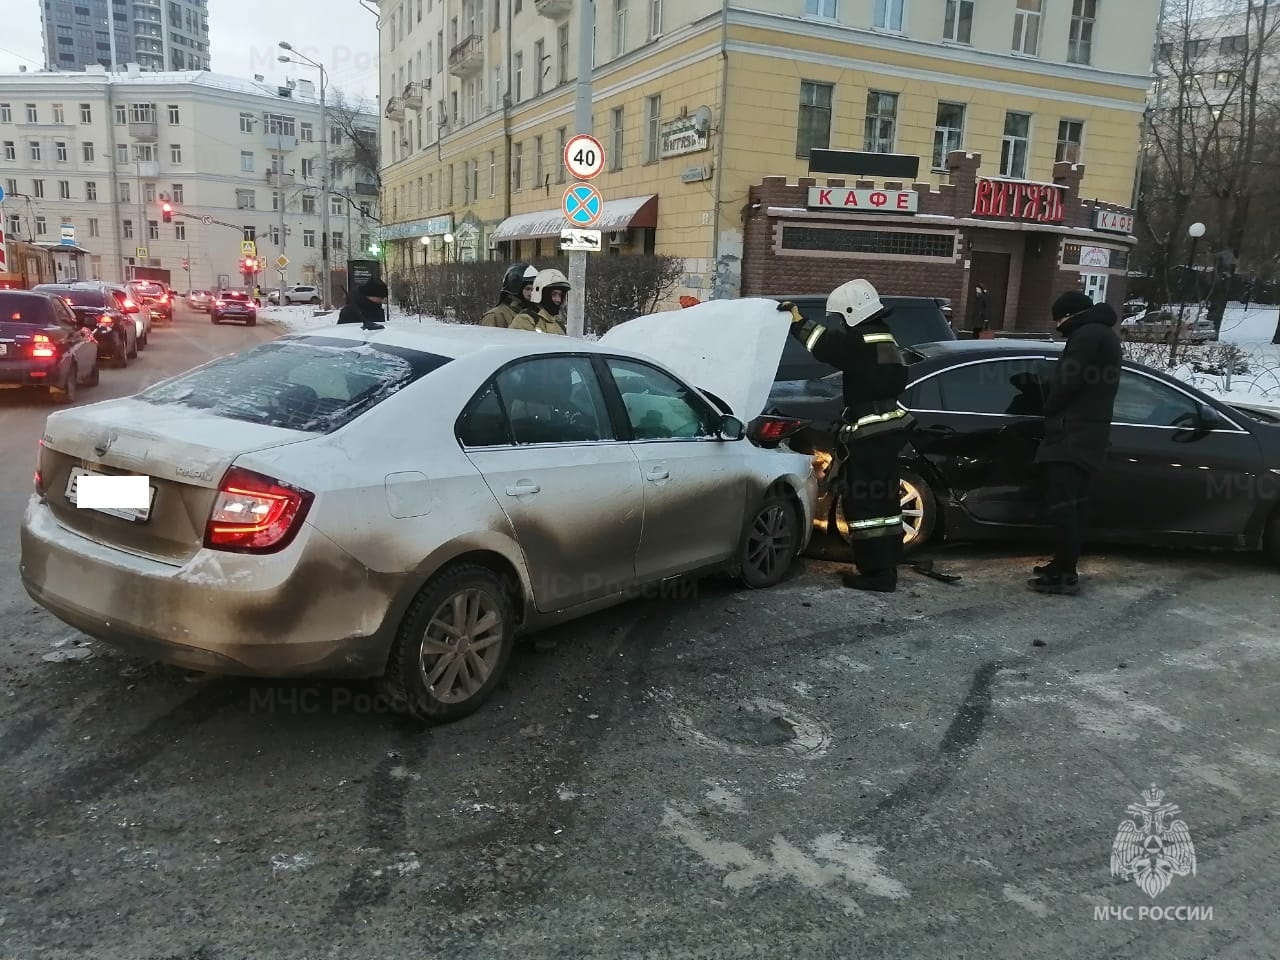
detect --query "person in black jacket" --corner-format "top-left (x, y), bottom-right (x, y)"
top-left (779, 280), bottom-right (916, 592)
top-left (1029, 290), bottom-right (1122, 595)
top-left (336, 278), bottom-right (388, 329)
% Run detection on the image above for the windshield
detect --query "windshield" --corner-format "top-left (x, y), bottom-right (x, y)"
top-left (137, 336), bottom-right (453, 433)
top-left (0, 293), bottom-right (57, 325)
top-left (62, 289), bottom-right (111, 308)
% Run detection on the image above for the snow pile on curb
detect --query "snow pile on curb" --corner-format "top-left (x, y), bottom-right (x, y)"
top-left (1162, 305), bottom-right (1280, 410)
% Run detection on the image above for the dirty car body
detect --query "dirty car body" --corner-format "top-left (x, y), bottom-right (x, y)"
top-left (22, 314), bottom-right (814, 721)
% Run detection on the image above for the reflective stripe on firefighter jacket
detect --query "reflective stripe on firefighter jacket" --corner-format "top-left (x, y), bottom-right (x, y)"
top-left (790, 315), bottom-right (916, 444)
top-left (846, 512), bottom-right (904, 540)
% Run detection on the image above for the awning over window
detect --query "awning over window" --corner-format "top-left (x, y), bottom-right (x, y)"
top-left (489, 194), bottom-right (658, 242)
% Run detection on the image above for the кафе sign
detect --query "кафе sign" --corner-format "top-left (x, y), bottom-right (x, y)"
top-left (807, 187), bottom-right (919, 212)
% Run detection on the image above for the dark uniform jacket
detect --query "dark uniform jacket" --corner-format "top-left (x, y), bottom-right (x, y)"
top-left (791, 315), bottom-right (915, 441)
top-left (1034, 303), bottom-right (1122, 471)
top-left (336, 291), bottom-right (385, 327)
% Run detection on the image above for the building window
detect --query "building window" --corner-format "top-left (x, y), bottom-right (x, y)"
top-left (863, 92), bottom-right (897, 152)
top-left (489, 150), bottom-right (497, 196)
top-left (332, 231), bottom-right (343, 252)
top-left (26, 104), bottom-right (38, 123)
top-left (240, 112), bottom-right (254, 133)
top-left (932, 102), bottom-right (965, 171)
top-left (128, 103), bottom-right (155, 123)
top-left (81, 141), bottom-right (95, 162)
top-left (615, 0), bottom-right (628, 57)
top-left (118, 181), bottom-right (130, 202)
top-left (558, 24), bottom-right (569, 84)
top-left (58, 180), bottom-right (71, 199)
top-left (1220, 34), bottom-right (1247, 56)
top-left (35, 216), bottom-right (47, 236)
top-left (534, 135), bottom-right (545, 187)
top-left (782, 226), bottom-right (956, 258)
top-left (55, 141), bottom-right (68, 162)
top-left (170, 143), bottom-right (182, 163)
top-left (645, 95), bottom-right (662, 162)
top-left (175, 222), bottom-right (185, 240)
top-left (303, 229), bottom-right (316, 248)
top-left (241, 151), bottom-right (254, 172)
top-left (302, 194), bottom-right (316, 214)
top-left (86, 181), bottom-right (97, 201)
top-left (236, 189), bottom-right (255, 209)
top-left (29, 141), bottom-right (41, 161)
top-left (1, 141), bottom-right (13, 161)
top-left (168, 104), bottom-right (180, 124)
top-left (172, 183), bottom-right (183, 203)
top-left (134, 144), bottom-right (155, 162)
top-left (943, 0), bottom-right (973, 43)
top-left (1056, 120), bottom-right (1084, 163)
top-left (610, 108), bottom-right (624, 170)
top-left (80, 103), bottom-right (92, 123)
top-left (301, 158), bottom-right (314, 179)
top-left (300, 122), bottom-right (313, 142)
top-left (272, 190), bottom-right (282, 211)
top-left (556, 127), bottom-right (568, 182)
top-left (32, 179), bottom-right (44, 198)
top-left (148, 220), bottom-right (159, 240)
top-left (650, 0), bottom-right (663, 36)
top-left (512, 141), bottom-right (523, 189)
top-left (804, 0), bottom-right (836, 17)
top-left (874, 0), bottom-right (904, 30)
top-left (265, 114), bottom-right (296, 137)
top-left (52, 104), bottom-right (65, 124)
top-left (88, 218), bottom-right (99, 237)
top-left (514, 52), bottom-right (523, 102)
top-left (116, 144), bottom-right (128, 164)
top-left (123, 219), bottom-right (134, 238)
top-left (1013, 0), bottom-right (1042, 56)
top-left (0, 104), bottom-right (10, 123)
top-left (1001, 111), bottom-right (1031, 178)
top-left (534, 40), bottom-right (545, 96)
top-left (115, 105), bottom-right (127, 125)
top-left (1068, 0), bottom-right (1096, 64)
top-left (796, 81), bottom-right (832, 159)
top-left (331, 195), bottom-right (344, 215)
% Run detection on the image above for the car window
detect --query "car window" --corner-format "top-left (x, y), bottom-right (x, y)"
top-left (456, 381), bottom-right (515, 447)
top-left (61, 289), bottom-right (108, 308)
top-left (0, 294), bottom-right (55, 325)
top-left (137, 337), bottom-right (452, 433)
top-left (606, 358), bottom-right (720, 440)
top-left (493, 356), bottom-right (613, 445)
top-left (903, 373), bottom-right (943, 411)
top-left (932, 359), bottom-right (1054, 416)
top-left (1111, 369), bottom-right (1201, 427)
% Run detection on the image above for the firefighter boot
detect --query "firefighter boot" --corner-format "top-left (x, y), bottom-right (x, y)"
top-left (841, 570), bottom-right (897, 593)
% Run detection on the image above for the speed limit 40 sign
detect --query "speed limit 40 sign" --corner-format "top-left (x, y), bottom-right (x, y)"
top-left (564, 133), bottom-right (606, 180)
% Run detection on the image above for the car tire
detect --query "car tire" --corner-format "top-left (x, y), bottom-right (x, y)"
top-left (1265, 507), bottom-right (1280, 568)
top-left (248, 317), bottom-right (257, 326)
top-left (138, 332), bottom-right (148, 350)
top-left (380, 564), bottom-right (517, 723)
top-left (127, 332), bottom-right (139, 359)
top-left (737, 490), bottom-right (801, 589)
top-left (211, 315), bottom-right (220, 324)
top-left (86, 359), bottom-right (100, 387)
top-left (51, 363), bottom-right (77, 404)
top-left (834, 466), bottom-right (937, 554)
top-left (114, 334), bottom-right (128, 369)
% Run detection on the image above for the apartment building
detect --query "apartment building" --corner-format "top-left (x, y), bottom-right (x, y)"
top-left (376, 0), bottom-right (1160, 325)
top-left (0, 65), bottom-right (379, 291)
top-left (41, 0), bottom-right (213, 73)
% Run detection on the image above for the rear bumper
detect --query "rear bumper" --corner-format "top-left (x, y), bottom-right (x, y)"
top-left (0, 358), bottom-right (62, 386)
top-left (20, 497), bottom-right (399, 679)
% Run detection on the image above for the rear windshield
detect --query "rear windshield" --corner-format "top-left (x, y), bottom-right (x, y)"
top-left (221, 292), bottom-right (249, 301)
top-left (137, 336), bottom-right (453, 433)
top-left (133, 282), bottom-right (164, 295)
top-left (0, 294), bottom-right (55, 325)
top-left (62, 289), bottom-right (110, 307)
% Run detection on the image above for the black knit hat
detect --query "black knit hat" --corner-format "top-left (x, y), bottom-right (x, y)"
top-left (1052, 290), bottom-right (1093, 322)
top-left (362, 278), bottom-right (389, 298)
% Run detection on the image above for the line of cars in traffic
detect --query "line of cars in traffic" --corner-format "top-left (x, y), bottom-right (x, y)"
top-left (0, 278), bottom-right (177, 403)
top-left (14, 294), bottom-right (1280, 725)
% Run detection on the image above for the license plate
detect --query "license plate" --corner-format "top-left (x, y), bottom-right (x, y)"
top-left (0, 344), bottom-right (7, 356)
top-left (64, 467), bottom-right (157, 522)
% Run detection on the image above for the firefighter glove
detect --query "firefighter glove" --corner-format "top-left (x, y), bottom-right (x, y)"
top-left (776, 300), bottom-right (804, 324)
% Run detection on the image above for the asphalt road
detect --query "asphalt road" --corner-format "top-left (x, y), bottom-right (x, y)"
top-left (1, 305), bottom-right (1278, 960)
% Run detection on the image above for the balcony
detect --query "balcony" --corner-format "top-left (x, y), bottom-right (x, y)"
top-left (448, 34), bottom-right (484, 77)
top-left (354, 181), bottom-right (379, 197)
top-left (132, 158), bottom-right (160, 178)
top-left (384, 96), bottom-right (405, 120)
top-left (265, 170), bottom-right (296, 188)
top-left (535, 0), bottom-right (573, 19)
top-left (264, 131), bottom-right (297, 153)
top-left (402, 81), bottom-right (424, 110)
top-left (128, 119), bottom-right (158, 140)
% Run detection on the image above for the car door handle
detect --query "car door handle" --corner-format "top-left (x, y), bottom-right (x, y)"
top-left (504, 480), bottom-right (540, 496)
top-left (645, 466), bottom-right (670, 481)
top-left (918, 424), bottom-right (956, 437)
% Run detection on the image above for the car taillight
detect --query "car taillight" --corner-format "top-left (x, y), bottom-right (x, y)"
top-left (34, 438), bottom-right (44, 496)
top-left (159, 294), bottom-right (170, 303)
top-left (748, 416), bottom-right (812, 447)
top-left (204, 466), bottom-right (313, 554)
top-left (30, 334), bottom-right (56, 358)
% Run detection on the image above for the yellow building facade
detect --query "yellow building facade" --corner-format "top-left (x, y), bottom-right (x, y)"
top-left (375, 0), bottom-right (1160, 304)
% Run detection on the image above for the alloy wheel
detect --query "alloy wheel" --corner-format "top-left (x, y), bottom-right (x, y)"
top-left (417, 588), bottom-right (505, 705)
top-left (745, 502), bottom-right (795, 581)
top-left (835, 478), bottom-right (929, 547)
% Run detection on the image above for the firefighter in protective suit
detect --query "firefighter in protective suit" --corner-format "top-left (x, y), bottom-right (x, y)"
top-left (778, 280), bottom-right (916, 592)
top-left (511, 268), bottom-right (569, 335)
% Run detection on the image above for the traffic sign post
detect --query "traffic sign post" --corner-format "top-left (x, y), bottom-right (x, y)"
top-left (560, 229), bottom-right (602, 252)
top-left (564, 134), bottom-right (606, 180)
top-left (563, 0), bottom-right (597, 339)
top-left (136, 247), bottom-right (148, 260)
top-left (276, 254), bottom-right (289, 270)
top-left (562, 183), bottom-right (604, 228)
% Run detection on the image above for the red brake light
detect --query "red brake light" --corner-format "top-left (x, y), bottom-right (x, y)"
top-left (31, 334), bottom-right (56, 358)
top-left (34, 438), bottom-right (45, 496)
top-left (748, 416), bottom-right (812, 445)
top-left (204, 467), bottom-right (313, 553)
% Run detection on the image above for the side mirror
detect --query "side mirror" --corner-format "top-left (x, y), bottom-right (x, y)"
top-left (1197, 402), bottom-right (1228, 430)
top-left (719, 414), bottom-right (745, 441)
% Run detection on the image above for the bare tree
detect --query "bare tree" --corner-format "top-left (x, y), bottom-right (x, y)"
top-left (327, 90), bottom-right (381, 197)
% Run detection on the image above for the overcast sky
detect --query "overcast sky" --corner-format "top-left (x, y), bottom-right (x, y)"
top-left (0, 0), bottom-right (380, 100)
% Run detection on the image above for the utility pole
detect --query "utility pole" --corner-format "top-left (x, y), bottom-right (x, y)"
top-left (566, 0), bottom-right (595, 338)
top-left (277, 149), bottom-right (287, 287)
top-left (135, 153), bottom-right (144, 279)
top-left (319, 70), bottom-right (331, 310)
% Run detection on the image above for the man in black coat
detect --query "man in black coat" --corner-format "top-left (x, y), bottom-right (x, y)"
top-left (336, 278), bottom-right (388, 329)
top-left (1029, 290), bottom-right (1122, 595)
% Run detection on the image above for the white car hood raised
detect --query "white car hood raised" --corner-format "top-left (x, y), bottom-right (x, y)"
top-left (599, 298), bottom-right (789, 421)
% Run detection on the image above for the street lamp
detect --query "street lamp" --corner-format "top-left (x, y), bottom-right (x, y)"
top-left (278, 42), bottom-right (330, 311)
top-left (1168, 221), bottom-right (1206, 367)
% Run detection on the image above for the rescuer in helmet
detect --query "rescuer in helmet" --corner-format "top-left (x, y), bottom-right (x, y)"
top-left (510, 268), bottom-right (569, 335)
top-left (480, 262), bottom-right (539, 328)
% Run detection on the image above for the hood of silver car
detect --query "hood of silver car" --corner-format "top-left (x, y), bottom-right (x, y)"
top-left (599, 298), bottom-right (790, 421)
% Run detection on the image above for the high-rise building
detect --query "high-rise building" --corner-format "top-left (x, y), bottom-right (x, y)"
top-left (41, 0), bottom-right (212, 74)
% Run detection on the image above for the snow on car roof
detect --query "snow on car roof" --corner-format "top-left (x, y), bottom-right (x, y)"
top-left (285, 323), bottom-right (626, 363)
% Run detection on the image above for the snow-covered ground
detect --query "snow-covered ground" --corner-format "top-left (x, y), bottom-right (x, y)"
top-left (259, 302), bottom-right (444, 332)
top-left (1142, 304), bottom-right (1280, 411)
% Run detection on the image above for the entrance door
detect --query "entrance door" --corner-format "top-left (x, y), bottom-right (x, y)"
top-left (1082, 273), bottom-right (1108, 303)
top-left (970, 252), bottom-right (1011, 331)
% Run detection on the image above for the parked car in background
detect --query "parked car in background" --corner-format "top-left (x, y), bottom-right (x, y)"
top-left (765, 338), bottom-right (1280, 564)
top-left (188, 290), bottom-right (214, 312)
top-left (32, 283), bottom-right (138, 368)
top-left (211, 290), bottom-right (258, 325)
top-left (126, 280), bottom-right (174, 324)
top-left (0, 290), bottom-right (100, 402)
top-left (261, 288), bottom-right (284, 306)
top-left (21, 310), bottom-right (815, 722)
top-left (1120, 306), bottom-right (1218, 345)
top-left (280, 284), bottom-right (322, 305)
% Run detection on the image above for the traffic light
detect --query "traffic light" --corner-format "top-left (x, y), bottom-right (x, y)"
top-left (242, 257), bottom-right (257, 273)
top-left (161, 201), bottom-right (173, 223)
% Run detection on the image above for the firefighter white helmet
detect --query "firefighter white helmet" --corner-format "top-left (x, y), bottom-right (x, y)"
top-left (523, 265), bottom-right (539, 282)
top-left (827, 279), bottom-right (885, 328)
top-left (532, 268), bottom-right (570, 304)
